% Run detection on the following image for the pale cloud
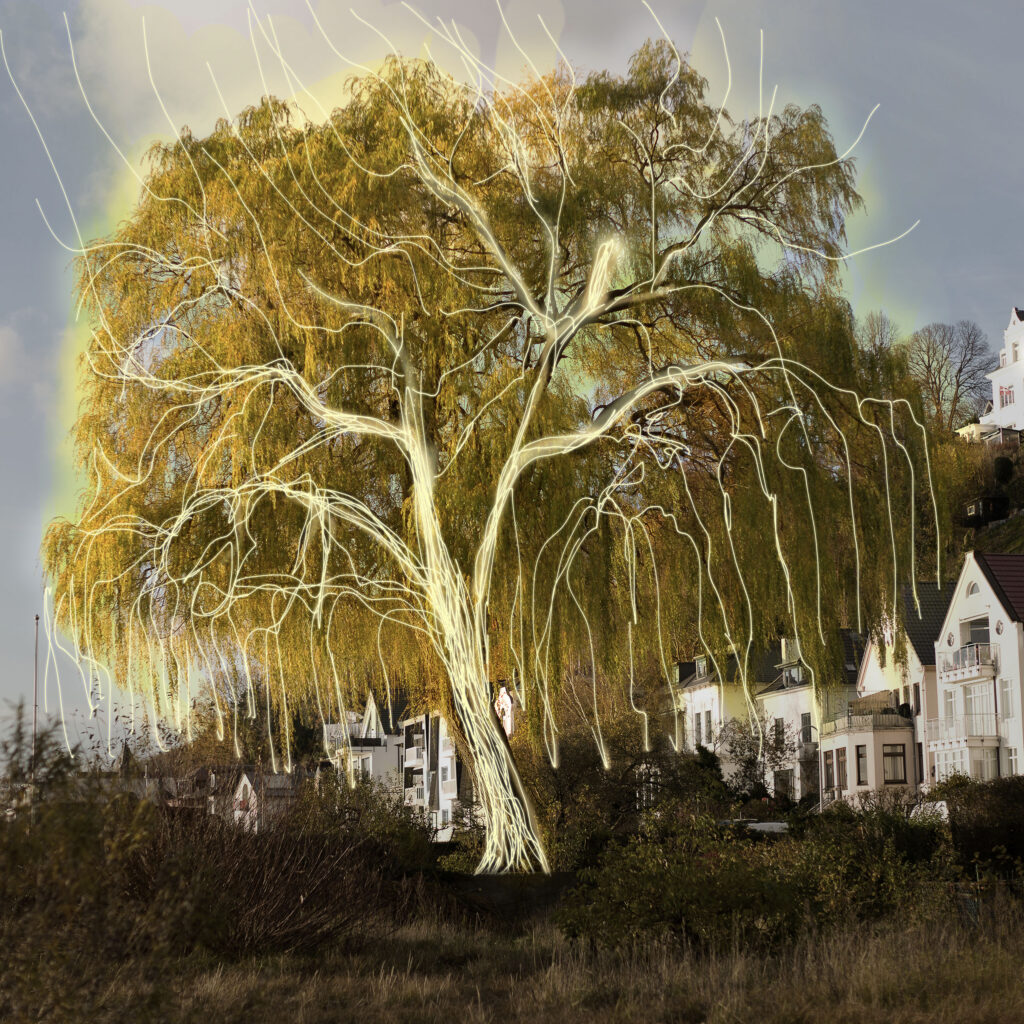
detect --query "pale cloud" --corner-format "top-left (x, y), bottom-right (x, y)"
top-left (0, 322), bottom-right (21, 380)
top-left (64, 0), bottom-right (586, 155)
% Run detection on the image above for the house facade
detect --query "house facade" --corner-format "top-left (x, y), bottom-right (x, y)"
top-left (674, 646), bottom-right (780, 787)
top-left (818, 583), bottom-right (954, 802)
top-left (760, 634), bottom-right (862, 802)
top-left (231, 769), bottom-right (301, 832)
top-left (323, 692), bottom-right (402, 789)
top-left (980, 308), bottom-right (1024, 434)
top-left (399, 711), bottom-right (465, 840)
top-left (930, 552), bottom-right (1024, 783)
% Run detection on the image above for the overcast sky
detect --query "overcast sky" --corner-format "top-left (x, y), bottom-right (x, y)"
top-left (0, 0), bottom-right (1021, 732)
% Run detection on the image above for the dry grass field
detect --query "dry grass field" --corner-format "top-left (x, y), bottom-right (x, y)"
top-left (41, 905), bottom-right (1024, 1024)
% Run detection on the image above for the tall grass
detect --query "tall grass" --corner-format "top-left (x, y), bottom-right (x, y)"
top-left (33, 904), bottom-right (1024, 1024)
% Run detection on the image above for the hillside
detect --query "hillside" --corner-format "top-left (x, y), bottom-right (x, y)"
top-left (971, 511), bottom-right (1024, 556)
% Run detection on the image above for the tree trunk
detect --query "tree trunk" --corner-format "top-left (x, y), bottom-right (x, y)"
top-left (407, 387), bottom-right (548, 872)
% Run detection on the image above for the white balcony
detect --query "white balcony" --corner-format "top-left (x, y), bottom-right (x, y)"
top-left (441, 778), bottom-right (457, 798)
top-left (440, 735), bottom-right (455, 756)
top-left (939, 643), bottom-right (996, 682)
top-left (927, 713), bottom-right (1000, 745)
top-left (822, 712), bottom-right (913, 736)
top-left (404, 785), bottom-right (425, 805)
top-left (405, 744), bottom-right (424, 766)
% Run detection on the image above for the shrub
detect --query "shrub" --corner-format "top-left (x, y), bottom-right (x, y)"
top-left (558, 800), bottom-right (958, 950)
top-left (0, 710), bottom-right (442, 1019)
top-left (930, 774), bottom-right (1024, 867)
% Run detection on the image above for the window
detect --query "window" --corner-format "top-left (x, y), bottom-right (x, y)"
top-left (883, 744), bottom-right (907, 784)
top-left (943, 690), bottom-right (955, 721)
top-left (967, 581), bottom-right (980, 597)
top-left (800, 712), bottom-right (812, 744)
top-left (966, 682), bottom-right (994, 733)
top-left (694, 713), bottom-right (702, 747)
top-left (1000, 678), bottom-right (1016, 719)
top-left (856, 745), bottom-right (868, 785)
top-left (1001, 385), bottom-right (1016, 408)
top-left (916, 743), bottom-right (924, 784)
top-left (971, 748), bottom-right (999, 782)
top-left (913, 683), bottom-right (921, 715)
top-left (836, 747), bottom-right (848, 790)
top-left (824, 750), bottom-right (835, 789)
top-left (440, 765), bottom-right (448, 783)
top-left (705, 710), bottom-right (713, 744)
top-left (965, 616), bottom-right (990, 645)
top-left (1008, 747), bottom-right (1019, 776)
top-left (441, 808), bottom-right (450, 825)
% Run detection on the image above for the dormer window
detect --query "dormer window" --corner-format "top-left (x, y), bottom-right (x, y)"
top-left (695, 656), bottom-right (708, 678)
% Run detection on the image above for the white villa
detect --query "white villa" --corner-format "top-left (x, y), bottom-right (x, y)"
top-left (977, 307), bottom-right (1024, 438)
top-left (674, 652), bottom-right (763, 759)
top-left (818, 583), bottom-right (953, 802)
top-left (930, 552), bottom-right (1024, 783)
top-left (323, 691), bottom-right (402, 788)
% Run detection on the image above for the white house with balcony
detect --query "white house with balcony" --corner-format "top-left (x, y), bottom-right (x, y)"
top-left (322, 691), bottom-right (402, 789)
top-left (818, 582), bottom-right (954, 802)
top-left (399, 711), bottom-right (465, 840)
top-left (931, 552), bottom-right (1024, 783)
top-left (980, 308), bottom-right (1024, 436)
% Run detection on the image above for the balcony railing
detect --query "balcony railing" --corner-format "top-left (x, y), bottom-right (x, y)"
top-left (404, 744), bottom-right (424, 765)
top-left (441, 778), bottom-right (457, 797)
top-left (821, 712), bottom-right (913, 736)
top-left (940, 643), bottom-right (996, 680)
top-left (404, 785), bottom-right (425, 805)
top-left (927, 714), bottom-right (1000, 743)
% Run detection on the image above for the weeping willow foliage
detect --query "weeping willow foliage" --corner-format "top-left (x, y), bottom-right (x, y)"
top-left (43, 37), bottom-right (938, 871)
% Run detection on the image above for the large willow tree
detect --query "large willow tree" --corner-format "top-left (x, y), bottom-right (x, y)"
top-left (43, 28), bottom-right (937, 872)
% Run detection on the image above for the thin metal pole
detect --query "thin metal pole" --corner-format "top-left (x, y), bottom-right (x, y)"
top-left (32, 613), bottom-right (39, 782)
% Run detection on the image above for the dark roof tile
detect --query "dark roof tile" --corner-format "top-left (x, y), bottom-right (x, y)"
top-left (974, 552), bottom-right (1024, 622)
top-left (901, 581), bottom-right (956, 665)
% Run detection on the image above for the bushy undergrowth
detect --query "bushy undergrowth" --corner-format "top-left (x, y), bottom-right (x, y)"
top-left (0, 709), bottom-right (438, 1021)
top-left (9, 707), bottom-right (1024, 1020)
top-left (930, 772), bottom-right (1024, 868)
top-left (558, 799), bottom-right (959, 950)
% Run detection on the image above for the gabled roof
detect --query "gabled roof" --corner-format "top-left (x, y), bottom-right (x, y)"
top-left (678, 645), bottom-right (781, 690)
top-left (1014, 307), bottom-right (1024, 323)
top-left (974, 551), bottom-right (1024, 622)
top-left (901, 581), bottom-right (956, 665)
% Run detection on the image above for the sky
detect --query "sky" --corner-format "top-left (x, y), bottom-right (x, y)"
top-left (0, 0), bottom-right (1021, 733)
